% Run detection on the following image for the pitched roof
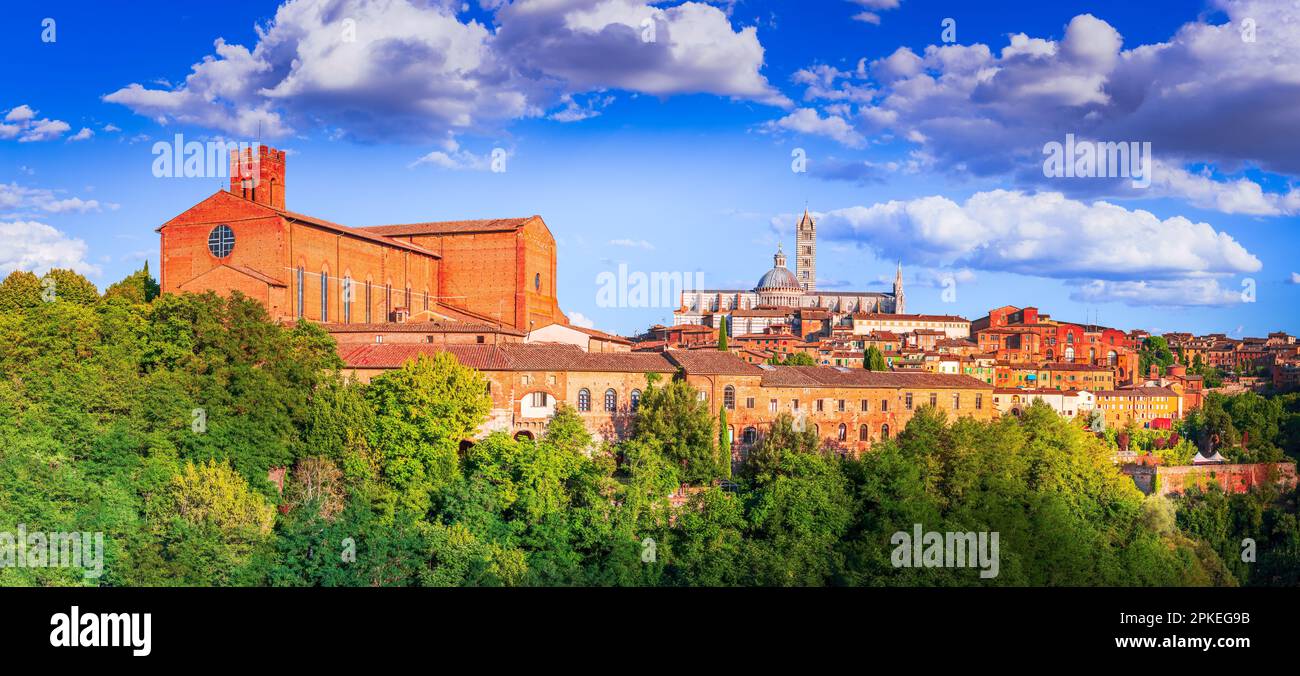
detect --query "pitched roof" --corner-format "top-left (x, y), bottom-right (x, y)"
top-left (339, 342), bottom-right (674, 372)
top-left (319, 320), bottom-right (524, 336)
top-left (852, 312), bottom-right (970, 322)
top-left (360, 216), bottom-right (537, 236)
top-left (756, 365), bottom-right (991, 389)
top-left (663, 350), bottom-right (762, 375)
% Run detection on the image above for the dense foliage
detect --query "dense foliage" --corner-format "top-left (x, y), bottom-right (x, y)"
top-left (0, 268), bottom-right (1295, 586)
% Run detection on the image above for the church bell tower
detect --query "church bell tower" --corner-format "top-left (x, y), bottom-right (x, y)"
top-left (795, 208), bottom-right (816, 292)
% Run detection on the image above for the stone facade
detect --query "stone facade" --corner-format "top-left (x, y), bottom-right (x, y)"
top-left (339, 344), bottom-right (996, 456)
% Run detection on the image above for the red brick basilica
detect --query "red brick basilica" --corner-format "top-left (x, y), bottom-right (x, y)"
top-left (157, 145), bottom-right (568, 333)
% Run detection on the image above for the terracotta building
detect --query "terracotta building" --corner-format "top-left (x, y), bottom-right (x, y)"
top-left (339, 344), bottom-right (995, 457)
top-left (156, 145), bottom-right (566, 333)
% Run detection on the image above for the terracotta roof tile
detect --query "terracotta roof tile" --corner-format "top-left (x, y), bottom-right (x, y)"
top-left (360, 217), bottom-right (536, 236)
top-left (340, 342), bottom-right (674, 373)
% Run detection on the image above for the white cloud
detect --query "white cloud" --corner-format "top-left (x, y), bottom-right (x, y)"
top-left (0, 183), bottom-right (110, 214)
top-left (811, 190), bottom-right (1260, 280)
top-left (0, 220), bottom-right (98, 276)
top-left (104, 0), bottom-right (788, 142)
top-left (5, 105), bottom-right (35, 122)
top-left (1290, 272), bottom-right (1300, 285)
top-left (1070, 279), bottom-right (1245, 307)
top-left (1, 105), bottom-right (72, 142)
top-left (568, 311), bottom-right (596, 328)
top-left (765, 108), bottom-right (865, 148)
top-left (408, 137), bottom-right (504, 171)
top-left (609, 238), bottom-right (654, 249)
top-left (782, 3), bottom-right (1300, 213)
top-left (68, 127), bottom-right (94, 142)
top-left (791, 189), bottom-right (1260, 307)
top-left (846, 0), bottom-right (901, 25)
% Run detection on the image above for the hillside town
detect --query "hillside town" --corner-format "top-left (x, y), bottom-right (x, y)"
top-left (150, 146), bottom-right (1298, 500)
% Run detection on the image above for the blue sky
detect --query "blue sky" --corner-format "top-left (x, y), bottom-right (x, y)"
top-left (2, 0), bottom-right (1298, 337)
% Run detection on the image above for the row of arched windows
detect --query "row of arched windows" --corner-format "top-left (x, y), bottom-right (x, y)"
top-left (575, 388), bottom-right (641, 413)
top-left (736, 423), bottom-right (890, 446)
top-left (294, 267), bottom-right (430, 323)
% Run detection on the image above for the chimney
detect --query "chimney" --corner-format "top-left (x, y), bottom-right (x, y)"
top-left (229, 144), bottom-right (286, 210)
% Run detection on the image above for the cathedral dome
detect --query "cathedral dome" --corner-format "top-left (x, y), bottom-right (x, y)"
top-left (756, 245), bottom-right (802, 291)
top-left (754, 245), bottom-right (803, 307)
top-left (756, 266), bottom-right (800, 291)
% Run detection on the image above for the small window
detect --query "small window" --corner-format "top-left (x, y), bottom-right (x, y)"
top-left (837, 424), bottom-right (847, 442)
top-left (859, 424), bottom-right (869, 441)
top-left (929, 393), bottom-right (938, 408)
top-left (723, 385), bottom-right (736, 410)
top-left (742, 427), bottom-right (757, 444)
top-left (860, 399), bottom-right (868, 412)
top-left (535, 273), bottom-right (541, 291)
top-left (881, 399), bottom-right (889, 412)
top-left (746, 397), bottom-right (755, 409)
top-left (476, 335), bottom-right (485, 344)
top-left (631, 389), bottom-right (641, 410)
top-left (578, 388), bottom-right (591, 412)
top-left (881, 424), bottom-right (891, 440)
top-left (604, 389), bottom-right (617, 412)
top-left (531, 392), bottom-right (548, 407)
top-left (905, 393), bottom-right (913, 410)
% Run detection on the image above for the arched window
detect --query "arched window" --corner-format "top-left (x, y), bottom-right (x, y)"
top-left (1089, 348), bottom-right (1096, 362)
top-left (365, 280), bottom-right (372, 323)
top-left (1107, 350), bottom-right (1118, 366)
top-left (953, 393), bottom-right (960, 410)
top-left (296, 266), bottom-right (304, 318)
top-left (1066, 332), bottom-right (1074, 344)
top-left (837, 423), bottom-right (847, 442)
top-left (1046, 348), bottom-right (1054, 360)
top-left (342, 276), bottom-right (352, 324)
top-left (742, 427), bottom-right (757, 444)
top-left (604, 389), bottom-right (617, 412)
top-left (631, 389), bottom-right (641, 411)
top-left (723, 385), bottom-right (736, 410)
top-left (881, 423), bottom-right (891, 440)
top-left (320, 269), bottom-right (329, 322)
top-left (859, 424), bottom-right (869, 441)
top-left (1064, 346), bottom-right (1075, 362)
top-left (577, 388), bottom-right (591, 412)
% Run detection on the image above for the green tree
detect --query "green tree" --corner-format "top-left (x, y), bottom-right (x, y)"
top-left (41, 268), bottom-right (99, 305)
top-left (864, 345), bottom-right (888, 371)
top-left (631, 374), bottom-right (719, 484)
top-left (716, 316), bottom-right (728, 351)
top-left (718, 407), bottom-right (731, 480)
top-left (365, 352), bottom-right (492, 514)
top-left (0, 271), bottom-right (42, 312)
top-left (103, 262), bottom-right (161, 304)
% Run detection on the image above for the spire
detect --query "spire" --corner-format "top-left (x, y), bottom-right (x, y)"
top-left (892, 260), bottom-right (905, 314)
top-left (773, 243), bottom-right (787, 268)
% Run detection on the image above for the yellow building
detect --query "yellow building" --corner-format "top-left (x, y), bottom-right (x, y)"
top-left (1094, 387), bottom-right (1183, 429)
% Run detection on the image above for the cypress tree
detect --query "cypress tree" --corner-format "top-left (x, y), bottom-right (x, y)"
top-left (718, 407), bottom-right (731, 480)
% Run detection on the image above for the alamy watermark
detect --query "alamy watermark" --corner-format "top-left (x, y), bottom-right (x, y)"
top-left (596, 264), bottom-right (704, 309)
top-left (151, 133), bottom-right (261, 184)
top-left (891, 524), bottom-right (1000, 579)
top-left (1043, 133), bottom-right (1151, 188)
top-left (0, 524), bottom-right (104, 579)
